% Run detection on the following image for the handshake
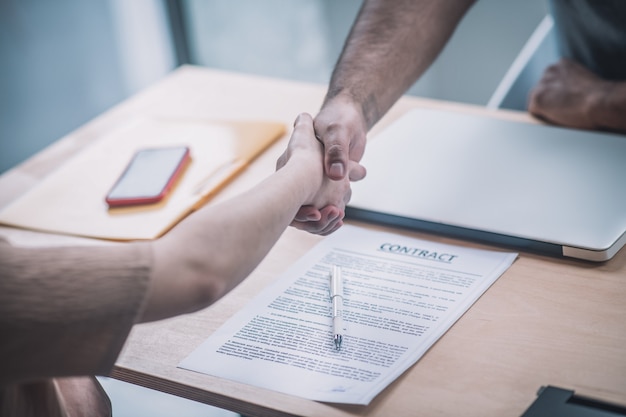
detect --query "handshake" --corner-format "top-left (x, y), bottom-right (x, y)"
top-left (277, 99), bottom-right (368, 236)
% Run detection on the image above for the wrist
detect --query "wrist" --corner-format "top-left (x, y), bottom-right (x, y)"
top-left (323, 88), bottom-right (377, 130)
top-left (281, 153), bottom-right (324, 203)
top-left (588, 81), bottom-right (626, 132)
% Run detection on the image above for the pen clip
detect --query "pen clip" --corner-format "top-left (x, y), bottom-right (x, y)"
top-left (330, 265), bottom-right (343, 298)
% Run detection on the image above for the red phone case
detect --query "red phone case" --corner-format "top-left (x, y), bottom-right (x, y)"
top-left (105, 147), bottom-right (191, 207)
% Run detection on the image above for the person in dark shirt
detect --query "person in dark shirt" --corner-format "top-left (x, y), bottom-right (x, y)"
top-left (529, 0), bottom-right (626, 130)
top-left (289, 0), bottom-right (626, 235)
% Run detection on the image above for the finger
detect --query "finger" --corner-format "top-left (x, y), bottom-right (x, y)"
top-left (318, 214), bottom-right (344, 236)
top-left (294, 112), bottom-right (314, 128)
top-left (324, 220), bottom-right (343, 236)
top-left (320, 220), bottom-right (344, 236)
top-left (318, 206), bottom-right (343, 232)
top-left (291, 206), bottom-right (342, 235)
top-left (289, 218), bottom-right (335, 235)
top-left (318, 205), bottom-right (345, 235)
top-left (293, 206), bottom-right (322, 222)
top-left (348, 161), bottom-right (367, 182)
top-left (290, 113), bottom-right (315, 145)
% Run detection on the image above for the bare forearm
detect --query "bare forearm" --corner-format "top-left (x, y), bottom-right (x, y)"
top-left (143, 157), bottom-right (320, 322)
top-left (175, 159), bottom-right (316, 281)
top-left (326, 0), bottom-right (475, 128)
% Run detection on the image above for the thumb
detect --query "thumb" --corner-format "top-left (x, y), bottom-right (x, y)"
top-left (320, 127), bottom-right (350, 181)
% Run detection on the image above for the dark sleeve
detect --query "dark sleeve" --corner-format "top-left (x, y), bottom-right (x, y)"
top-left (0, 238), bottom-right (152, 386)
top-left (549, 0), bottom-right (626, 80)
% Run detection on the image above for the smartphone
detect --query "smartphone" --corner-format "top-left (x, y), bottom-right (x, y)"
top-left (105, 146), bottom-right (191, 207)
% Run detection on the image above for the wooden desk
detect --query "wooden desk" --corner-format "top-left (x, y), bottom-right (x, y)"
top-left (1, 66), bottom-right (624, 417)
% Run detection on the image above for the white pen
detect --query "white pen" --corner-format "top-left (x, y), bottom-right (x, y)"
top-left (330, 265), bottom-right (344, 350)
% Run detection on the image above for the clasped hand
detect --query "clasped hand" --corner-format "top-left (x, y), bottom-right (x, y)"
top-left (277, 112), bottom-right (366, 235)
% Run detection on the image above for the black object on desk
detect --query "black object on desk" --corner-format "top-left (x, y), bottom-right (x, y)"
top-left (521, 386), bottom-right (626, 417)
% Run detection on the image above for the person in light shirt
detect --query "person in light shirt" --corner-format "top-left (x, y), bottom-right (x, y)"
top-left (0, 113), bottom-right (365, 417)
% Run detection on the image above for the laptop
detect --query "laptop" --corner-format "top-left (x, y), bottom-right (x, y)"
top-left (345, 108), bottom-right (626, 262)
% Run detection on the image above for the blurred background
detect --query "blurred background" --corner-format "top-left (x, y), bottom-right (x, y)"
top-left (0, 0), bottom-right (547, 175)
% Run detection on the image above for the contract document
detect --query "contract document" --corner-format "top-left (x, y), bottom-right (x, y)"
top-left (179, 225), bottom-right (517, 405)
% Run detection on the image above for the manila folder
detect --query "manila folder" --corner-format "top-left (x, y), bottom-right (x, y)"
top-left (0, 117), bottom-right (285, 241)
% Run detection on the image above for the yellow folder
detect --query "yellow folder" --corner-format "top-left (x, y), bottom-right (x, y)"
top-left (0, 117), bottom-right (285, 241)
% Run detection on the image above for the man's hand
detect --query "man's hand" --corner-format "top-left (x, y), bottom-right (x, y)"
top-left (313, 95), bottom-right (369, 181)
top-left (276, 112), bottom-right (366, 235)
top-left (282, 97), bottom-right (368, 235)
top-left (528, 58), bottom-right (610, 129)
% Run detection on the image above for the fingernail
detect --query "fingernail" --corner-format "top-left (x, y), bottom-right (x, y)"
top-left (329, 162), bottom-right (344, 178)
